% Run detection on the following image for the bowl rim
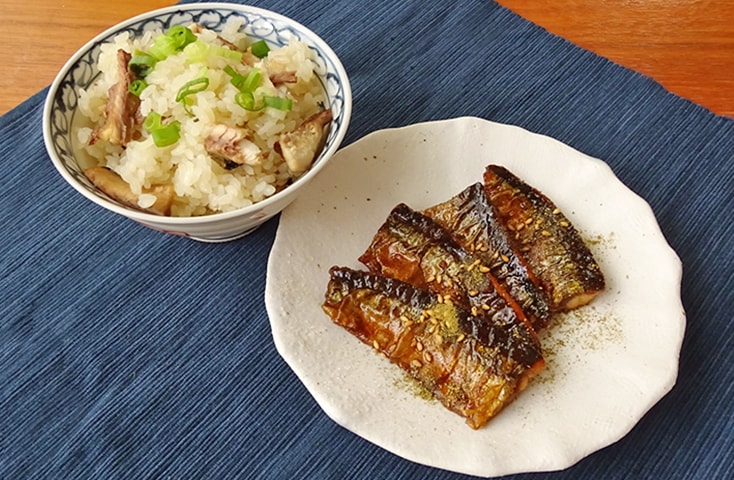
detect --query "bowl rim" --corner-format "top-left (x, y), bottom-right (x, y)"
top-left (42, 1), bottom-right (352, 225)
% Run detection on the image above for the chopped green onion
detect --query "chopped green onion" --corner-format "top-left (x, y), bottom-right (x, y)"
top-left (148, 34), bottom-right (179, 61)
top-left (151, 122), bottom-right (181, 147)
top-left (128, 52), bottom-right (157, 78)
top-left (165, 25), bottom-right (197, 50)
top-left (175, 77), bottom-right (209, 103)
top-left (183, 40), bottom-right (210, 63)
top-left (250, 40), bottom-right (270, 58)
top-left (148, 25), bottom-right (198, 61)
top-left (143, 112), bottom-right (181, 147)
top-left (223, 65), bottom-right (239, 77)
top-left (175, 77), bottom-right (209, 116)
top-left (224, 66), bottom-right (262, 93)
top-left (241, 68), bottom-right (262, 92)
top-left (143, 112), bottom-right (162, 132)
top-left (212, 44), bottom-right (243, 61)
top-left (234, 92), bottom-right (292, 112)
top-left (223, 65), bottom-right (246, 89)
top-left (235, 91), bottom-right (259, 111)
top-left (263, 96), bottom-right (293, 111)
top-left (183, 41), bottom-right (242, 64)
top-left (128, 79), bottom-right (148, 97)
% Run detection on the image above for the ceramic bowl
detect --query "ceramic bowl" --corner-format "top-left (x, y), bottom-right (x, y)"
top-left (43, 2), bottom-right (351, 242)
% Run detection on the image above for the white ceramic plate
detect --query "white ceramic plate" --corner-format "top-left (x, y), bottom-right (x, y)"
top-left (264, 117), bottom-right (685, 477)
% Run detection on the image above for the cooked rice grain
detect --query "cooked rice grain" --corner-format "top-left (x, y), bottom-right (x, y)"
top-left (77, 19), bottom-right (326, 216)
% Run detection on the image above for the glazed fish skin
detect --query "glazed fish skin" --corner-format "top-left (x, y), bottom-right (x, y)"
top-left (323, 267), bottom-right (544, 429)
top-left (424, 183), bottom-right (552, 329)
top-left (359, 203), bottom-right (541, 364)
top-left (483, 165), bottom-right (605, 311)
top-left (359, 202), bottom-right (468, 290)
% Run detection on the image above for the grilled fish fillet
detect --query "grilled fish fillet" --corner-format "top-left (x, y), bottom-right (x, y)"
top-left (424, 183), bottom-right (552, 329)
top-left (483, 165), bottom-right (605, 311)
top-left (323, 266), bottom-right (544, 429)
top-left (359, 203), bottom-right (540, 358)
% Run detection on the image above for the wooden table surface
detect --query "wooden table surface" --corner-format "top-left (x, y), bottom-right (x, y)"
top-left (1, 0), bottom-right (732, 117)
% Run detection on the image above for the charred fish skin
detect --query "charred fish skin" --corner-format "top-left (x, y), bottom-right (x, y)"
top-left (483, 165), bottom-right (605, 312)
top-left (358, 202), bottom-right (469, 289)
top-left (358, 203), bottom-right (541, 365)
top-left (323, 267), bottom-right (544, 429)
top-left (423, 183), bottom-right (552, 330)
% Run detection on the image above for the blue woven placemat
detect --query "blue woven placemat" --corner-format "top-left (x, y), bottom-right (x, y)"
top-left (2, 1), bottom-right (732, 478)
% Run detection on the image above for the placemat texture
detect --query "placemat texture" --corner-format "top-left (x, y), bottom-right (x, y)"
top-left (1, 0), bottom-right (732, 478)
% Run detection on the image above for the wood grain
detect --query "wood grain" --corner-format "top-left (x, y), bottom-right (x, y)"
top-left (496, 0), bottom-right (734, 117)
top-left (0, 0), bottom-right (173, 115)
top-left (0, 0), bottom-right (731, 117)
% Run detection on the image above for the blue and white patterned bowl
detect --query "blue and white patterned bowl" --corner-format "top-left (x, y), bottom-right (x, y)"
top-left (42, 2), bottom-right (351, 242)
